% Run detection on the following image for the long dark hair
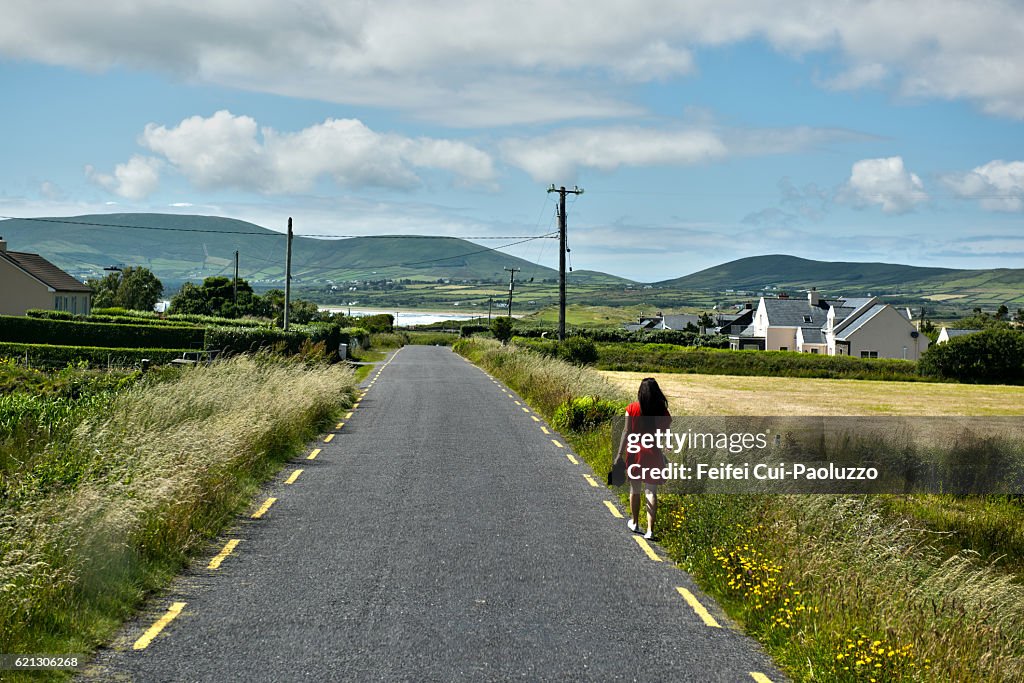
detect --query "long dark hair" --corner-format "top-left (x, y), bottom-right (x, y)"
top-left (637, 377), bottom-right (668, 416)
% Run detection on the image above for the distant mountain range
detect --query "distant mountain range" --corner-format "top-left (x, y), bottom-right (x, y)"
top-left (1, 215), bottom-right (1022, 309)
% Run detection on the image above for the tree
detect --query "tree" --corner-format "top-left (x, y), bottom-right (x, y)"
top-left (491, 316), bottom-right (513, 344)
top-left (87, 266), bottom-right (163, 311)
top-left (698, 312), bottom-right (715, 334)
top-left (170, 276), bottom-right (254, 317)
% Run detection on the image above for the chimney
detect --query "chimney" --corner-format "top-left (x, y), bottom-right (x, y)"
top-left (778, 292), bottom-right (789, 299)
top-left (744, 302), bottom-right (753, 310)
top-left (808, 287), bottom-right (819, 306)
top-left (0, 236), bottom-right (6, 252)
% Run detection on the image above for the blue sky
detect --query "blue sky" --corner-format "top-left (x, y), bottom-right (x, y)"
top-left (2, 1), bottom-right (1023, 282)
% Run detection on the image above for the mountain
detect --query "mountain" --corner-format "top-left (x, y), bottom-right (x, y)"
top-left (656, 254), bottom-right (959, 291)
top-left (0, 213), bottom-right (565, 288)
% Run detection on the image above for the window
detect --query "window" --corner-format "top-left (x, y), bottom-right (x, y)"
top-left (779, 346), bottom-right (788, 351)
top-left (54, 296), bottom-right (62, 311)
top-left (860, 350), bottom-right (879, 359)
top-left (811, 348), bottom-right (819, 354)
top-left (803, 315), bottom-right (812, 323)
top-left (71, 296), bottom-right (78, 315)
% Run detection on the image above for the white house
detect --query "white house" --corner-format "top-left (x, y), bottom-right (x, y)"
top-left (730, 288), bottom-right (929, 360)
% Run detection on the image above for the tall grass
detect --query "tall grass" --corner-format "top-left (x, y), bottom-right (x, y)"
top-left (0, 355), bottom-right (356, 666)
top-left (455, 338), bottom-right (1024, 682)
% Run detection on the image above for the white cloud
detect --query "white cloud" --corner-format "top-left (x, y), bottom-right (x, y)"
top-left (943, 160), bottom-right (1024, 212)
top-left (2, 2), bottom-right (1023, 123)
top-left (85, 155), bottom-right (163, 200)
top-left (839, 156), bottom-right (928, 213)
top-left (135, 110), bottom-right (495, 193)
top-left (500, 124), bottom-right (862, 182)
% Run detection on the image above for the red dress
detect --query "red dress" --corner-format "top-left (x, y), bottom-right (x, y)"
top-left (624, 401), bottom-right (671, 484)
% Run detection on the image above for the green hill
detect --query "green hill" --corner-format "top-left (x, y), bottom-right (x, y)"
top-left (657, 254), bottom-right (958, 291)
top-left (0, 213), bottom-right (562, 288)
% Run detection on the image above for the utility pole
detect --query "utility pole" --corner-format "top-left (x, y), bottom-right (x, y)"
top-left (284, 217), bottom-right (293, 330)
top-left (233, 250), bottom-right (239, 309)
top-left (547, 184), bottom-right (583, 340)
top-left (488, 296), bottom-right (493, 324)
top-left (504, 267), bottom-right (521, 319)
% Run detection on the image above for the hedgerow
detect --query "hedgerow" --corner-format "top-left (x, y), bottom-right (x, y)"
top-left (0, 315), bottom-right (204, 350)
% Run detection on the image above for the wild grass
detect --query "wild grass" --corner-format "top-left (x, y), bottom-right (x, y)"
top-left (0, 355), bottom-right (356, 673)
top-left (456, 338), bottom-right (1024, 682)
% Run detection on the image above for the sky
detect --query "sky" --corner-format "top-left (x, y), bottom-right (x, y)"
top-left (1, 1), bottom-right (1023, 282)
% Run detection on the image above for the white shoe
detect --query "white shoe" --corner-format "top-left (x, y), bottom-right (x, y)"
top-left (627, 519), bottom-right (638, 532)
top-left (644, 529), bottom-right (654, 540)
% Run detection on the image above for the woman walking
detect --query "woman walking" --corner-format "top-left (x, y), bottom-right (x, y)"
top-left (617, 377), bottom-right (670, 540)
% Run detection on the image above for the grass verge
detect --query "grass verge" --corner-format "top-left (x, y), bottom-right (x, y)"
top-left (0, 355), bottom-right (356, 680)
top-left (454, 338), bottom-right (1024, 682)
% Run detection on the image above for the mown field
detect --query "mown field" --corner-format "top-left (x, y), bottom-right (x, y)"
top-left (601, 370), bottom-right (1024, 416)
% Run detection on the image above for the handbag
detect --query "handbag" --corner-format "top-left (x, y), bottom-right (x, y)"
top-left (607, 456), bottom-right (627, 486)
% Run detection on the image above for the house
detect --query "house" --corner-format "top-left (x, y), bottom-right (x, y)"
top-left (623, 312), bottom-right (701, 333)
top-left (729, 288), bottom-right (929, 359)
top-left (0, 236), bottom-right (92, 316)
top-left (936, 327), bottom-right (981, 344)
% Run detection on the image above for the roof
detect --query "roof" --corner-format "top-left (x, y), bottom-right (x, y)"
top-left (798, 327), bottom-right (824, 343)
top-left (731, 324), bottom-right (761, 338)
top-left (660, 314), bottom-right (700, 330)
top-left (761, 299), bottom-right (830, 327)
top-left (835, 304), bottom-right (889, 340)
top-left (942, 328), bottom-right (980, 338)
top-left (0, 250), bottom-right (92, 292)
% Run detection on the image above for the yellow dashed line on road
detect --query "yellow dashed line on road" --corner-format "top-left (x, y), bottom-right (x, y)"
top-left (750, 674), bottom-right (773, 683)
top-left (676, 587), bottom-right (721, 628)
top-left (336, 422), bottom-right (344, 430)
top-left (551, 439), bottom-right (564, 448)
top-left (521, 407), bottom-right (530, 413)
top-left (323, 433), bottom-right (335, 443)
top-left (208, 540), bottom-right (240, 570)
top-left (566, 453), bottom-right (579, 464)
top-left (583, 473), bottom-right (599, 487)
top-left (633, 536), bottom-right (661, 562)
top-left (352, 402), bottom-right (360, 409)
top-left (514, 400), bottom-right (521, 405)
top-left (541, 426), bottom-right (551, 435)
top-left (307, 448), bottom-right (321, 460)
top-left (284, 469), bottom-right (303, 484)
top-left (344, 411), bottom-right (353, 419)
top-left (603, 501), bottom-right (623, 518)
top-left (531, 416), bottom-right (540, 422)
top-left (251, 497), bottom-right (276, 519)
top-left (133, 602), bottom-right (185, 650)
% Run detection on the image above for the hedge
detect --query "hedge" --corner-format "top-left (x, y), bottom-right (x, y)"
top-left (27, 309), bottom-right (198, 328)
top-left (0, 342), bottom-right (189, 368)
top-left (919, 328), bottom-right (1024, 384)
top-left (0, 315), bottom-right (205, 349)
top-left (595, 343), bottom-right (926, 381)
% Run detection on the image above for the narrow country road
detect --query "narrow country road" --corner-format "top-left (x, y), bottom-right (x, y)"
top-left (82, 345), bottom-right (784, 682)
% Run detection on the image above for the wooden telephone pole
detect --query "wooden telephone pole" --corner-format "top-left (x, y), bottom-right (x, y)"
top-left (547, 185), bottom-right (583, 340)
top-left (504, 267), bottom-right (521, 318)
top-left (283, 217), bottom-right (293, 330)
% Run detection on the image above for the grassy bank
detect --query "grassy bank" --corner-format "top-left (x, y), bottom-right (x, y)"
top-left (0, 356), bottom-right (356, 677)
top-left (454, 339), bottom-right (1024, 682)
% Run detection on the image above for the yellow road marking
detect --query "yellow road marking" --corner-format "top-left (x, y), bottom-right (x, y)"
top-left (750, 674), bottom-right (773, 683)
top-left (551, 439), bottom-right (564, 448)
top-left (353, 402), bottom-right (360, 408)
top-left (323, 433), bottom-right (335, 443)
top-left (345, 411), bottom-right (353, 419)
top-left (541, 426), bottom-right (550, 435)
top-left (583, 473), bottom-right (599, 487)
top-left (514, 400), bottom-right (521, 405)
top-left (284, 469), bottom-right (303, 484)
top-left (566, 453), bottom-right (579, 465)
top-left (307, 448), bottom-right (321, 460)
top-left (207, 539), bottom-right (240, 570)
top-left (676, 587), bottom-right (721, 628)
top-left (133, 602), bottom-right (186, 650)
top-left (521, 407), bottom-right (530, 413)
top-left (336, 422), bottom-right (344, 430)
top-left (251, 497), bottom-right (277, 519)
top-left (633, 536), bottom-right (661, 562)
top-left (531, 416), bottom-right (540, 422)
top-left (603, 500), bottom-right (623, 518)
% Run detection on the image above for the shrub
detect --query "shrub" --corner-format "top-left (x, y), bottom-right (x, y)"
top-left (491, 317), bottom-right (514, 344)
top-left (919, 328), bottom-right (1024, 384)
top-left (203, 325), bottom-right (306, 355)
top-left (558, 336), bottom-right (598, 365)
top-left (0, 315), bottom-right (205, 349)
top-left (357, 313), bottom-right (394, 333)
top-left (551, 395), bottom-right (625, 432)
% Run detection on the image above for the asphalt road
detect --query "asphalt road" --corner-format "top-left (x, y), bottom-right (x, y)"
top-left (82, 345), bottom-right (784, 682)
